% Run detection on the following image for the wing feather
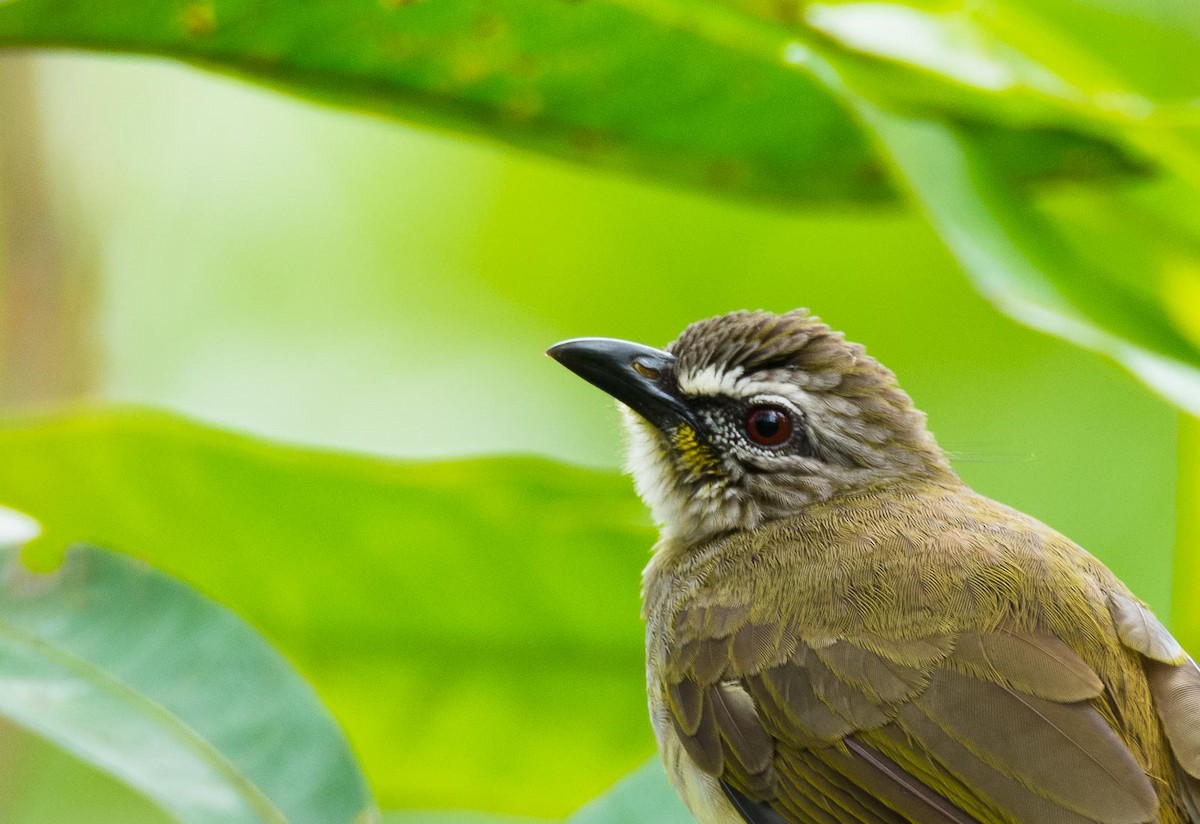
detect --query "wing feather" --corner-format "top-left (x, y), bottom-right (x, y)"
top-left (776, 747), bottom-right (885, 824)
top-left (1144, 658), bottom-right (1200, 779)
top-left (722, 783), bottom-right (791, 824)
top-left (757, 662), bottom-right (856, 742)
top-left (712, 682), bottom-right (774, 775)
top-left (807, 652), bottom-right (891, 729)
top-left (814, 642), bottom-right (928, 704)
top-left (668, 677), bottom-right (705, 736)
top-left (672, 687), bottom-right (724, 775)
top-left (663, 613), bottom-right (1161, 824)
top-left (892, 704), bottom-right (1107, 824)
top-left (1109, 591), bottom-right (1185, 665)
top-left (914, 669), bottom-right (1156, 823)
top-left (949, 630), bottom-right (1104, 702)
top-left (834, 737), bottom-right (977, 824)
top-left (1109, 591), bottom-right (1200, 807)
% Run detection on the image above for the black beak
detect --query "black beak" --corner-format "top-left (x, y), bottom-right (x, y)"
top-left (547, 337), bottom-right (700, 432)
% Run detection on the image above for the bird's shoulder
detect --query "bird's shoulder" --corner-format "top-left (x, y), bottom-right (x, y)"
top-left (645, 480), bottom-right (1118, 651)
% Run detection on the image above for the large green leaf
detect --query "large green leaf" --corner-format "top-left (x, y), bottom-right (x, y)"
top-left (0, 409), bottom-right (656, 817)
top-left (3, 0), bottom-right (1197, 409)
top-left (0, 0), bottom-right (1136, 206)
top-left (0, 543), bottom-right (374, 824)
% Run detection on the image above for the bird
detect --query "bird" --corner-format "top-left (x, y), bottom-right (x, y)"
top-left (547, 308), bottom-right (1200, 824)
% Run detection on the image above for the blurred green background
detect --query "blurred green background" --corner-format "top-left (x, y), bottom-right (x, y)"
top-left (0, 0), bottom-right (1197, 818)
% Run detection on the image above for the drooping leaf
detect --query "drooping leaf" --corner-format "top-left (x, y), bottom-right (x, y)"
top-left (5, 0), bottom-right (1198, 410)
top-left (0, 543), bottom-right (375, 824)
top-left (0, 409), bottom-right (657, 817)
top-left (853, 102), bottom-right (1200, 415)
top-left (778, 0), bottom-right (1200, 416)
top-left (6, 0), bottom-right (1199, 405)
top-left (0, 0), bottom-right (1138, 206)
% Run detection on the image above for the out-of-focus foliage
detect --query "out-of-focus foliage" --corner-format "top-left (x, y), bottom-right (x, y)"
top-left (2, 0), bottom-right (1200, 416)
top-left (566, 760), bottom-right (693, 824)
top-left (0, 411), bottom-right (655, 817)
top-left (792, 1), bottom-right (1200, 416)
top-left (382, 813), bottom-right (549, 824)
top-left (0, 0), bottom-right (1196, 821)
top-left (0, 506), bottom-right (38, 550)
top-left (0, 542), bottom-right (374, 824)
top-left (0, 0), bottom-right (1141, 206)
top-left (859, 104), bottom-right (1200, 415)
top-left (0, 53), bottom-right (1184, 823)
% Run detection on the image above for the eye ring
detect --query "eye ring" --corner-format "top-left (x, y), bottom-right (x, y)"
top-left (744, 405), bottom-right (794, 447)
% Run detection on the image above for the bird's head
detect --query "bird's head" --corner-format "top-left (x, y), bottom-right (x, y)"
top-left (549, 309), bottom-right (955, 543)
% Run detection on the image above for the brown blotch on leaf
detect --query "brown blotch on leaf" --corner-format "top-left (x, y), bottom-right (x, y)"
top-left (706, 159), bottom-right (747, 191)
top-left (509, 53), bottom-right (542, 79)
top-left (473, 13), bottom-right (507, 39)
top-left (569, 126), bottom-right (612, 155)
top-left (180, 2), bottom-right (216, 36)
top-left (773, 0), bottom-right (802, 25)
top-left (501, 89), bottom-right (543, 121)
top-left (451, 53), bottom-right (490, 86)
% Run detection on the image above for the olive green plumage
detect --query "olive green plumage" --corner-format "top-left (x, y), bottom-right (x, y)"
top-left (548, 309), bottom-right (1200, 824)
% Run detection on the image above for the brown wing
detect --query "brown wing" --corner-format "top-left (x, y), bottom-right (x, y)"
top-left (663, 604), bottom-right (1160, 824)
top-left (1110, 590), bottom-right (1200, 818)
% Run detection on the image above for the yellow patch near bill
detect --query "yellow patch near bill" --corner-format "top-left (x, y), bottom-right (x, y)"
top-left (672, 425), bottom-right (720, 477)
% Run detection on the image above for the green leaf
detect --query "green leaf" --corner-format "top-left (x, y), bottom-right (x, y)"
top-left (381, 815), bottom-right (549, 824)
top-left (0, 543), bottom-right (374, 824)
top-left (0, 0), bottom-right (1135, 205)
top-left (0, 409), bottom-right (657, 817)
top-left (746, 0), bottom-right (1200, 414)
top-left (851, 102), bottom-right (1200, 414)
top-left (567, 760), bottom-right (690, 824)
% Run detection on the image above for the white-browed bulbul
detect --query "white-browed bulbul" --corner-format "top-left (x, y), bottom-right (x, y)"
top-left (548, 309), bottom-right (1200, 824)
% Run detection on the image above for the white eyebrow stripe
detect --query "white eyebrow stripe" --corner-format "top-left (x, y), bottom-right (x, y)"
top-left (678, 366), bottom-right (800, 402)
top-left (677, 365), bottom-right (744, 396)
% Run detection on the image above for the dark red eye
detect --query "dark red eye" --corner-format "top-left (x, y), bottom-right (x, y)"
top-left (745, 406), bottom-right (793, 447)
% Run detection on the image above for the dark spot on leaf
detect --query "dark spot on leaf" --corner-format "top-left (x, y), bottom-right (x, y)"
top-left (383, 34), bottom-right (415, 60)
top-left (502, 89), bottom-right (543, 121)
top-left (858, 161), bottom-right (886, 186)
top-left (706, 159), bottom-right (747, 190)
top-left (452, 53), bottom-right (490, 85)
top-left (570, 127), bottom-right (612, 155)
top-left (773, 0), bottom-right (802, 25)
top-left (180, 2), bottom-right (216, 36)
top-left (473, 14), bottom-right (507, 40)
top-left (510, 53), bottom-right (541, 79)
